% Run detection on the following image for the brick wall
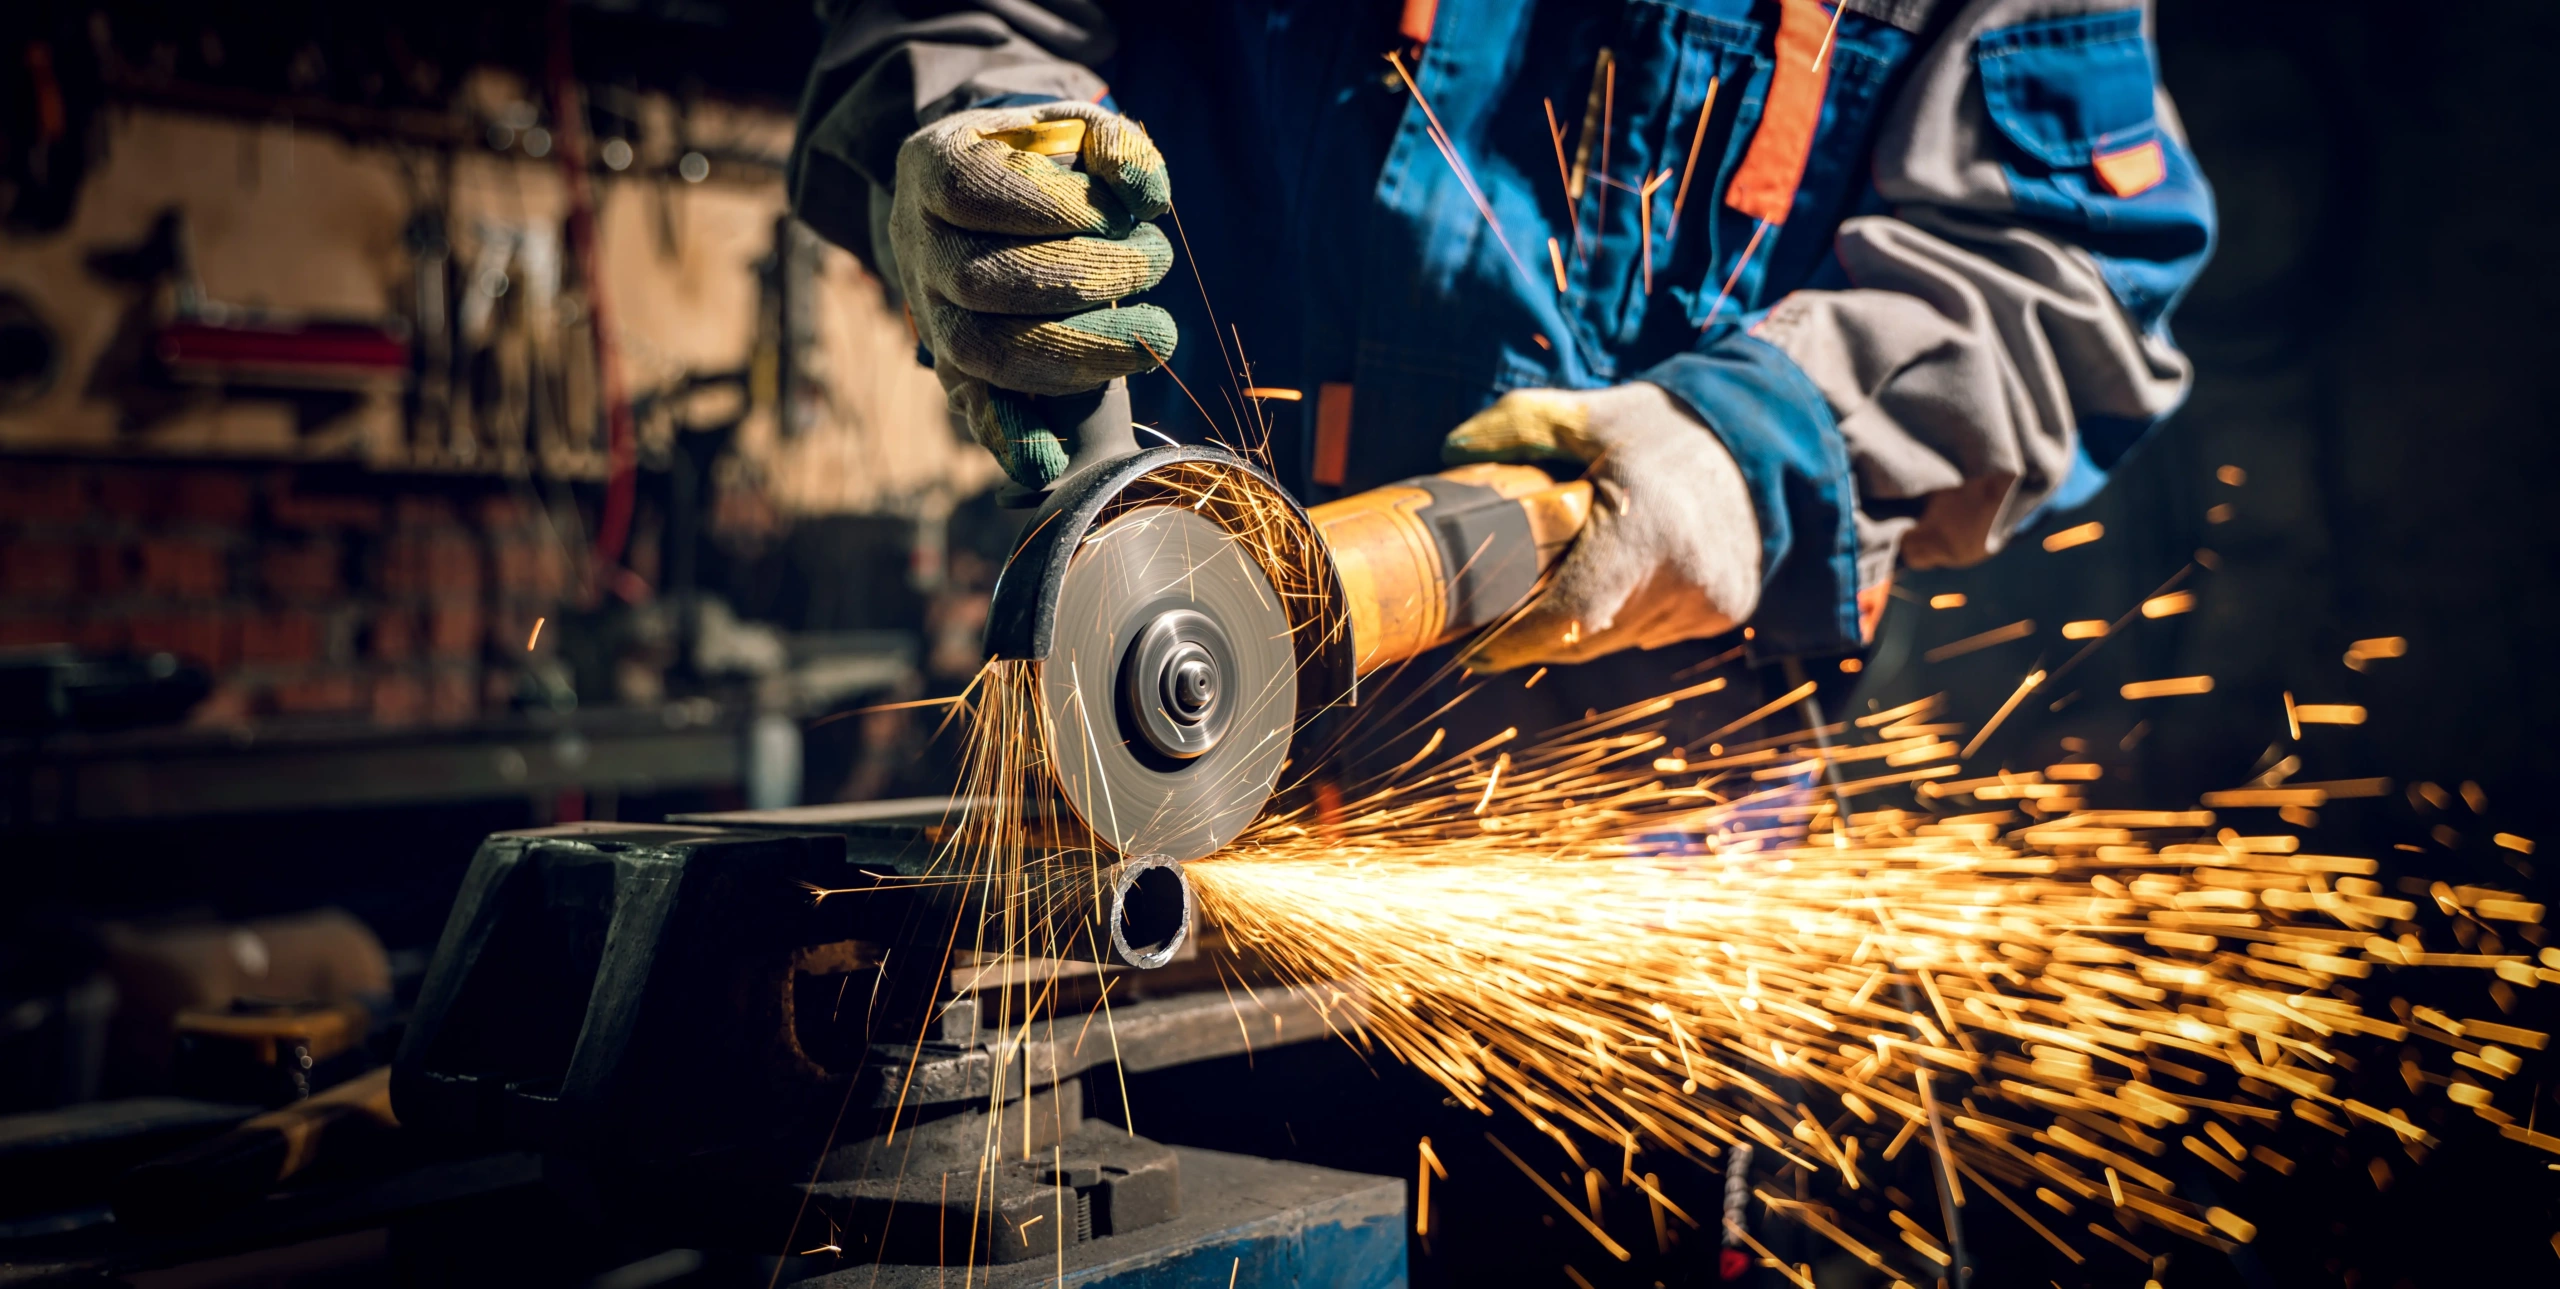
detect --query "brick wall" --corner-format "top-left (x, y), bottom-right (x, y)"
top-left (0, 462), bottom-right (568, 727)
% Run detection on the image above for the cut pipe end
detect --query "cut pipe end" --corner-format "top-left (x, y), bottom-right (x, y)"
top-left (1108, 856), bottom-right (1192, 969)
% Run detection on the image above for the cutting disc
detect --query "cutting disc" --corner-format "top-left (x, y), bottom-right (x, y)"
top-left (1038, 503), bottom-right (1298, 860)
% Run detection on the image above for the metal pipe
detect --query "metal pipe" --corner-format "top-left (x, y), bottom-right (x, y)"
top-left (1103, 855), bottom-right (1193, 969)
top-left (853, 853), bottom-right (1194, 971)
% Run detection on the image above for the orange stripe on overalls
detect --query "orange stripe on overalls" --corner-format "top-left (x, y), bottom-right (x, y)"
top-left (1724, 0), bottom-right (1837, 225)
top-left (1399, 0), bottom-right (1439, 46)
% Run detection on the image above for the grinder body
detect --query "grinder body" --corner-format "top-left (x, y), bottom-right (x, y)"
top-left (1309, 463), bottom-right (1591, 675)
top-left (974, 114), bottom-right (1594, 861)
top-left (984, 445), bottom-right (1591, 863)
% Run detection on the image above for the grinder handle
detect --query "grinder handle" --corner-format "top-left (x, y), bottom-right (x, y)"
top-left (1309, 463), bottom-right (1593, 674)
top-left (986, 118), bottom-right (1141, 507)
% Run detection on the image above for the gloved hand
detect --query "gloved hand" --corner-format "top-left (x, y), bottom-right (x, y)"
top-left (889, 101), bottom-right (1178, 488)
top-left (1441, 384), bottom-right (1762, 671)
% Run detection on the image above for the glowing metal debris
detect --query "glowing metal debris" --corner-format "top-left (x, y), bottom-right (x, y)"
top-left (2122, 676), bottom-right (2214, 700)
top-left (2042, 522), bottom-right (2104, 553)
top-left (928, 426), bottom-right (2540, 1283)
top-left (1671, 77), bottom-right (1721, 229)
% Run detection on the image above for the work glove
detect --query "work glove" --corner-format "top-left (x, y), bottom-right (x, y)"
top-left (888, 101), bottom-right (1178, 489)
top-left (1441, 384), bottom-right (1762, 671)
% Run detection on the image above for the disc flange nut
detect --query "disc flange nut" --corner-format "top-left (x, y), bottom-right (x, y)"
top-left (1119, 607), bottom-right (1234, 761)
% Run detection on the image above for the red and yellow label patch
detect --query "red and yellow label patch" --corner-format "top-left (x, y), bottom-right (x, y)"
top-left (2092, 140), bottom-right (2166, 197)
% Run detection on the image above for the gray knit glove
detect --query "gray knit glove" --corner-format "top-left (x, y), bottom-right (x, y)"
top-left (889, 102), bottom-right (1178, 488)
top-left (1441, 385), bottom-right (1763, 671)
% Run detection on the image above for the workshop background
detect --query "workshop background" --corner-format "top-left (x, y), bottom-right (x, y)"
top-left (2, 0), bottom-right (2555, 1286)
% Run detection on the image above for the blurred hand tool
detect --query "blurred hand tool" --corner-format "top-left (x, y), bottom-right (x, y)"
top-left (113, 1065), bottom-right (396, 1230)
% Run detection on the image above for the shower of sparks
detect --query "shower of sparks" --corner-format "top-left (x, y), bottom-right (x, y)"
top-left (829, 448), bottom-right (1362, 1265)
top-left (924, 440), bottom-right (2549, 1282)
top-left (921, 450), bottom-right (1353, 975)
top-left (1143, 673), bottom-right (2554, 1280)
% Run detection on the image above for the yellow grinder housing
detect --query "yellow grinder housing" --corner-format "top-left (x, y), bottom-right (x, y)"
top-left (1310, 463), bottom-right (1592, 673)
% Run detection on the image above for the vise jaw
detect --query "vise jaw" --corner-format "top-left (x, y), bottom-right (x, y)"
top-left (390, 816), bottom-right (1184, 1265)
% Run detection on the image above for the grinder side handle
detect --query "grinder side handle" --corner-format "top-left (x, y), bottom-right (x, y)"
top-left (1026, 379), bottom-right (1137, 487)
top-left (1309, 464), bottom-right (1592, 674)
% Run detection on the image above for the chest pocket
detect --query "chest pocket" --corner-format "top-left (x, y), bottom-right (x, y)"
top-left (1976, 9), bottom-right (2170, 219)
top-left (1561, 1), bottom-right (1761, 359)
top-left (1974, 6), bottom-right (2210, 323)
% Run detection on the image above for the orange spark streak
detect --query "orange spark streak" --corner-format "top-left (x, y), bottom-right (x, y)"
top-left (1671, 77), bottom-right (1720, 229)
top-left (2122, 675), bottom-right (2215, 699)
top-left (1544, 97), bottom-right (1584, 254)
top-left (1923, 619), bottom-right (2035, 664)
top-left (1388, 52), bottom-right (1537, 292)
top-left (1596, 58), bottom-right (1616, 241)
top-left (2045, 562), bottom-right (2195, 691)
top-left (1702, 218), bottom-right (1770, 329)
top-left (1166, 205), bottom-right (1253, 442)
top-left (2043, 521), bottom-right (2104, 552)
top-left (1474, 752), bottom-right (1510, 815)
top-left (1811, 2), bottom-right (1847, 72)
top-left (1133, 334), bottom-right (1221, 438)
top-left (1701, 679), bottom-right (1819, 745)
top-left (1416, 1136), bottom-right (1444, 1234)
top-left (806, 692), bottom-right (967, 730)
top-left (1958, 668), bottom-right (2046, 760)
top-left (1639, 168), bottom-right (1673, 293)
top-left (1488, 1132), bottom-right (1633, 1261)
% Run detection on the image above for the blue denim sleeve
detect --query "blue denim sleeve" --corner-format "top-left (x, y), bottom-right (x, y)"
top-left (1637, 327), bottom-right (1862, 657)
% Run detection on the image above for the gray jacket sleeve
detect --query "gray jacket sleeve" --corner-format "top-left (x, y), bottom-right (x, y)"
top-left (1748, 0), bottom-right (2206, 589)
top-left (789, 0), bottom-right (1113, 273)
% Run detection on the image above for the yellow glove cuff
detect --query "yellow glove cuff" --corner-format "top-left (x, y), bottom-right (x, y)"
top-left (1440, 389), bottom-right (1598, 464)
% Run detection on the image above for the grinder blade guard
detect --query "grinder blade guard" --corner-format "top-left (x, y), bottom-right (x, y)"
top-left (985, 445), bottom-right (1353, 862)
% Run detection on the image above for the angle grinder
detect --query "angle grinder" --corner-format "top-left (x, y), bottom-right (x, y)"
top-left (978, 121), bottom-right (1592, 864)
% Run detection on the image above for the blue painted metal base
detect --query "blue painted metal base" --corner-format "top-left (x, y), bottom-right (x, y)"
top-left (799, 1147), bottom-right (1406, 1288)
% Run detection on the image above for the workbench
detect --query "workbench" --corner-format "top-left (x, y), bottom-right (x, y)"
top-left (0, 799), bottom-right (1408, 1287)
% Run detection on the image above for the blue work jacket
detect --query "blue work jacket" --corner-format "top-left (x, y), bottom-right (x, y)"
top-left (795, 0), bottom-right (2216, 655)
